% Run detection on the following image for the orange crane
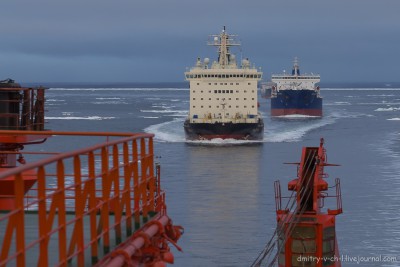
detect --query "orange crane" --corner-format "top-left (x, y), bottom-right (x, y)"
top-left (252, 138), bottom-right (343, 267)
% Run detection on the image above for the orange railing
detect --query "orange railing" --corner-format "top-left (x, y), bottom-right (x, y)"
top-left (0, 131), bottom-right (165, 266)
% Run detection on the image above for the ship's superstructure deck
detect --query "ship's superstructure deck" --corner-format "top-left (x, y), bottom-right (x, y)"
top-left (184, 27), bottom-right (262, 125)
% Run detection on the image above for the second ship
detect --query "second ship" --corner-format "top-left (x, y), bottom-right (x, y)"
top-left (184, 27), bottom-right (264, 140)
top-left (271, 57), bottom-right (322, 117)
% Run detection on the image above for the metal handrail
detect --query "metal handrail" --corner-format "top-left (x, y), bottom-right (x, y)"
top-left (0, 131), bottom-right (164, 266)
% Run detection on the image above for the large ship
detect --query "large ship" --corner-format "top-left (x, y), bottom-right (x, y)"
top-left (184, 27), bottom-right (264, 140)
top-left (271, 58), bottom-right (322, 117)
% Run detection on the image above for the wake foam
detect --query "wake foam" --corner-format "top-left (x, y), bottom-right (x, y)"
top-left (265, 115), bottom-right (336, 143)
top-left (145, 113), bottom-right (338, 144)
top-left (145, 119), bottom-right (186, 142)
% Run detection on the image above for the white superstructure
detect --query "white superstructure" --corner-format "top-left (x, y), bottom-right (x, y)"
top-left (271, 57), bottom-right (320, 91)
top-left (184, 27), bottom-right (262, 124)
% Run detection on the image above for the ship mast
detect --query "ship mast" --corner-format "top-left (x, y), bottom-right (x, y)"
top-left (292, 56), bottom-right (300, 76)
top-left (208, 26), bottom-right (240, 68)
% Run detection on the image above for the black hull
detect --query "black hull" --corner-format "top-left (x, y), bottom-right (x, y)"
top-left (184, 119), bottom-right (264, 140)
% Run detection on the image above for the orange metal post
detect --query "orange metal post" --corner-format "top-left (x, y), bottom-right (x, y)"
top-left (15, 173), bottom-right (26, 266)
top-left (38, 166), bottom-right (48, 266)
top-left (112, 144), bottom-right (122, 244)
top-left (88, 151), bottom-right (99, 264)
top-left (100, 147), bottom-right (111, 254)
top-left (56, 160), bottom-right (67, 266)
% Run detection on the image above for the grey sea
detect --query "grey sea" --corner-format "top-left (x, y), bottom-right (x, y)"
top-left (37, 84), bottom-right (400, 266)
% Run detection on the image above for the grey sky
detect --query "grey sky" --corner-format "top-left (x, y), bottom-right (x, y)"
top-left (1, 0), bottom-right (399, 83)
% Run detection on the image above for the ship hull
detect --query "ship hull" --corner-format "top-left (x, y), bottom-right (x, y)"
top-left (184, 119), bottom-right (264, 140)
top-left (271, 89), bottom-right (322, 117)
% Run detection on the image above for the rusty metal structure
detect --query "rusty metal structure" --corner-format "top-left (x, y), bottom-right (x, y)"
top-left (0, 80), bottom-right (183, 266)
top-left (252, 138), bottom-right (342, 267)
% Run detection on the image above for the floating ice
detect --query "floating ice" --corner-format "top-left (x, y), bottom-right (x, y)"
top-left (375, 107), bottom-right (400, 112)
top-left (45, 116), bottom-right (115, 120)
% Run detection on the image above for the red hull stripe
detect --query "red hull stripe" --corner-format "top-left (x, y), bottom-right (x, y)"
top-left (271, 109), bottom-right (322, 117)
top-left (198, 134), bottom-right (248, 140)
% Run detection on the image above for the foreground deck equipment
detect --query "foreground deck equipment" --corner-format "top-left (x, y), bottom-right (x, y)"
top-left (0, 79), bottom-right (49, 210)
top-left (0, 80), bottom-right (182, 266)
top-left (0, 131), bottom-right (183, 266)
top-left (252, 138), bottom-right (342, 267)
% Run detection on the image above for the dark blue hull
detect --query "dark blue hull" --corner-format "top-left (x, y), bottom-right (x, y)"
top-left (271, 89), bottom-right (322, 116)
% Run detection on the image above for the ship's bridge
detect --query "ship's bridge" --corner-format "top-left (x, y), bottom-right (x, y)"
top-left (185, 70), bottom-right (262, 81)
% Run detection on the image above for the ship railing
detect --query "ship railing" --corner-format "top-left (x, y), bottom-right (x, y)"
top-left (319, 178), bottom-right (343, 215)
top-left (0, 131), bottom-right (166, 266)
top-left (274, 180), bottom-right (296, 214)
top-left (327, 178), bottom-right (343, 215)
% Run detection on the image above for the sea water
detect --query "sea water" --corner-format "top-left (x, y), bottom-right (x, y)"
top-left (39, 86), bottom-right (400, 266)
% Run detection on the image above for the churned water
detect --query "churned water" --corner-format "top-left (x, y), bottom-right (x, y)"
top-left (39, 86), bottom-right (400, 266)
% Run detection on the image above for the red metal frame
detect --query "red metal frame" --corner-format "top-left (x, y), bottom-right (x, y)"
top-left (0, 131), bottom-right (182, 266)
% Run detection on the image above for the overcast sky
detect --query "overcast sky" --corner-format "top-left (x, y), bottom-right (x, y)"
top-left (1, 0), bottom-right (399, 83)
